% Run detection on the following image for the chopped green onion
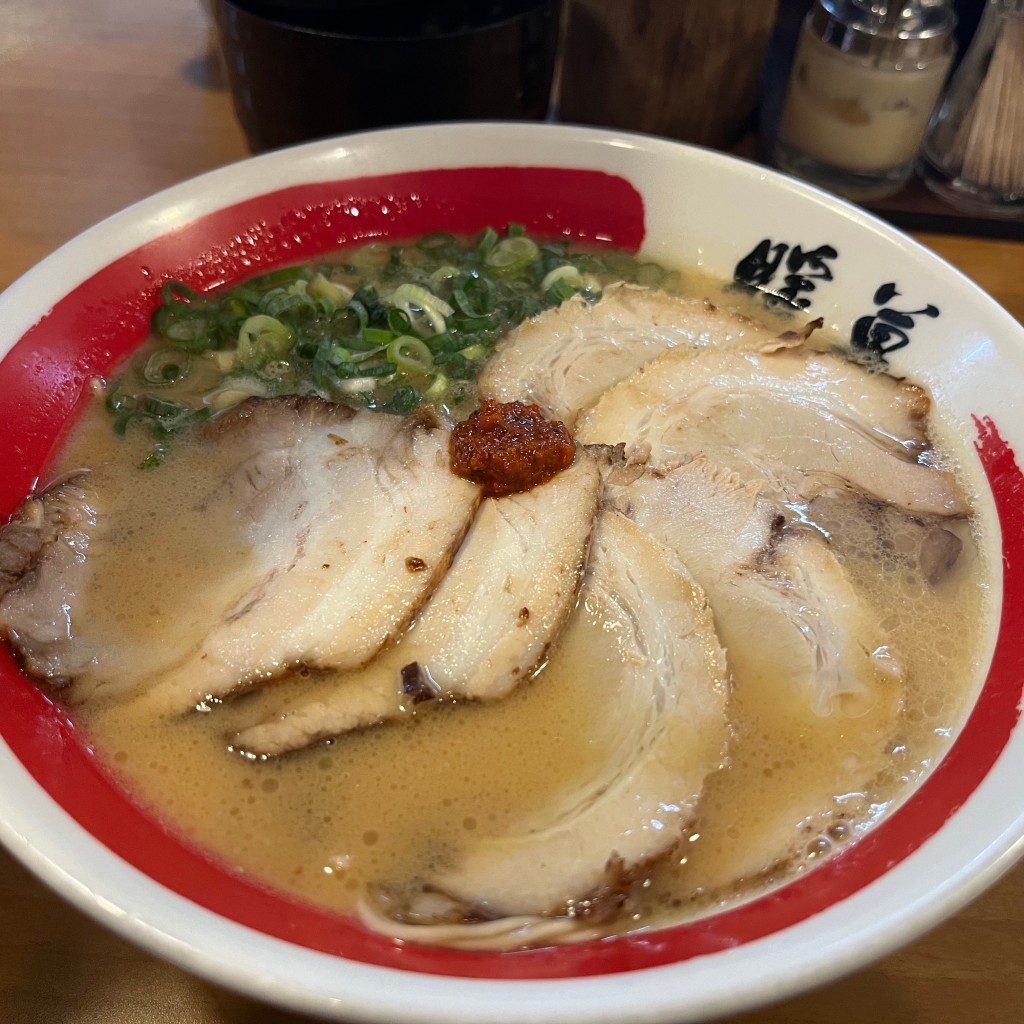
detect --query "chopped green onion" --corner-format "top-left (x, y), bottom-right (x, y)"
top-left (311, 338), bottom-right (331, 387)
top-left (346, 299), bottom-right (370, 331)
top-left (350, 345), bottom-right (388, 363)
top-left (152, 304), bottom-right (216, 351)
top-left (476, 226), bottom-right (499, 257)
top-left (206, 349), bottom-right (238, 373)
top-left (122, 224), bottom-right (680, 466)
top-left (139, 445), bottom-right (167, 470)
top-left (429, 265), bottom-right (460, 289)
top-left (357, 362), bottom-right (399, 379)
top-left (141, 349), bottom-right (191, 386)
top-left (602, 251), bottom-right (639, 277)
top-left (350, 242), bottom-right (391, 268)
top-left (387, 307), bottom-right (413, 334)
top-left (422, 373), bottom-right (449, 403)
top-left (206, 378), bottom-right (270, 411)
top-left (540, 264), bottom-right (585, 294)
top-left (485, 236), bottom-right (539, 276)
top-left (457, 343), bottom-right (487, 361)
top-left (337, 375), bottom-right (390, 394)
top-left (539, 241), bottom-right (570, 258)
top-left (362, 327), bottom-right (394, 346)
top-left (141, 395), bottom-right (190, 420)
top-left (260, 289), bottom-right (317, 320)
top-left (378, 384), bottom-right (422, 415)
top-left (451, 276), bottom-right (498, 318)
top-left (237, 314), bottom-right (294, 366)
top-left (307, 272), bottom-right (354, 305)
top-left (387, 335), bottom-right (434, 373)
top-left (390, 283), bottom-right (453, 337)
top-left (329, 360), bottom-right (362, 379)
top-left (257, 265), bottom-right (311, 287)
top-left (547, 278), bottom-right (579, 303)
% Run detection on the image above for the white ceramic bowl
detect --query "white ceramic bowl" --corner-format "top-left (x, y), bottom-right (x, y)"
top-left (1, 123), bottom-right (1022, 1024)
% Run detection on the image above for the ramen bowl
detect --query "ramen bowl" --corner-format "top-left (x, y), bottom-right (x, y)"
top-left (0, 122), bottom-right (1022, 1023)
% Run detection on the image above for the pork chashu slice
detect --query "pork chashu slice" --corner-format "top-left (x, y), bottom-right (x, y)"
top-left (607, 457), bottom-right (904, 885)
top-left (362, 509), bottom-right (729, 949)
top-left (231, 451), bottom-right (602, 757)
top-left (607, 456), bottom-right (903, 721)
top-left (577, 344), bottom-right (967, 516)
top-left (127, 397), bottom-right (481, 714)
top-left (477, 282), bottom-right (808, 428)
top-left (0, 474), bottom-right (96, 683)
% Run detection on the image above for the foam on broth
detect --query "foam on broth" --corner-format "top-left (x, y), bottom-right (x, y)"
top-left (45, 267), bottom-right (996, 935)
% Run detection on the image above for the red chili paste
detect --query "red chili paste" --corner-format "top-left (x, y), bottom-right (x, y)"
top-left (449, 399), bottom-right (575, 498)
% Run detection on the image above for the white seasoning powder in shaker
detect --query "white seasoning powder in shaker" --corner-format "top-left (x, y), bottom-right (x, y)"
top-left (774, 0), bottom-right (955, 201)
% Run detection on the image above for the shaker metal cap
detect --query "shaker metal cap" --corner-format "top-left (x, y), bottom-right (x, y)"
top-left (810, 0), bottom-right (956, 62)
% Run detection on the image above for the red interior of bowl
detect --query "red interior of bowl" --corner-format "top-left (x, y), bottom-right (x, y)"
top-left (1, 166), bottom-right (1021, 979)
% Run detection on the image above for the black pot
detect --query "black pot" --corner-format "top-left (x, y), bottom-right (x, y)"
top-left (214, 0), bottom-right (564, 152)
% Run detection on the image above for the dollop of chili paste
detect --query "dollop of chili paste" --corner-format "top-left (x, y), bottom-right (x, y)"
top-left (450, 399), bottom-right (575, 498)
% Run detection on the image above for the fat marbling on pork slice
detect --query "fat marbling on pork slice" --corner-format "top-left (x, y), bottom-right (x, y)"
top-left (477, 282), bottom-right (815, 428)
top-left (231, 450), bottom-right (603, 757)
top-left (576, 342), bottom-right (968, 517)
top-left (359, 509), bottom-right (730, 950)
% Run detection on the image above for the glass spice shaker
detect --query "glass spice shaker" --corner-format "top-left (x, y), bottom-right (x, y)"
top-left (918, 0), bottom-right (1024, 217)
top-left (774, 0), bottom-right (956, 201)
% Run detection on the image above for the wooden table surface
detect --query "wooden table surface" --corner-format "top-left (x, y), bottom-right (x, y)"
top-left (1, 2), bottom-right (1022, 1022)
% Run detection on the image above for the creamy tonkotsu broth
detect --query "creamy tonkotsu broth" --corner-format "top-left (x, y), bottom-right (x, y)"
top-left (4, 235), bottom-right (996, 947)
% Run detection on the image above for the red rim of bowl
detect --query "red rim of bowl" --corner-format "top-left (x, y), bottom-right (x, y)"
top-left (0, 165), bottom-right (1021, 981)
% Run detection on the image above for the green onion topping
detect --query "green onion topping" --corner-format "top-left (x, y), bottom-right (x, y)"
top-left (113, 224), bottom-right (679, 465)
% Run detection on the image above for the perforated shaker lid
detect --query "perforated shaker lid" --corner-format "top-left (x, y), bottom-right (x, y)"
top-left (809, 0), bottom-right (956, 62)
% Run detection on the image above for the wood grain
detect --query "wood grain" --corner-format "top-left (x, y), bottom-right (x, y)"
top-left (0, 1), bottom-right (1022, 1021)
top-left (0, 0), bottom-right (248, 291)
top-left (558, 0), bottom-right (780, 148)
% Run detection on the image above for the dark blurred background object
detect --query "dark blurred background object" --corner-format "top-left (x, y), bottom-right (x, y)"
top-left (214, 0), bottom-right (564, 152)
top-left (556, 0), bottom-right (780, 149)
